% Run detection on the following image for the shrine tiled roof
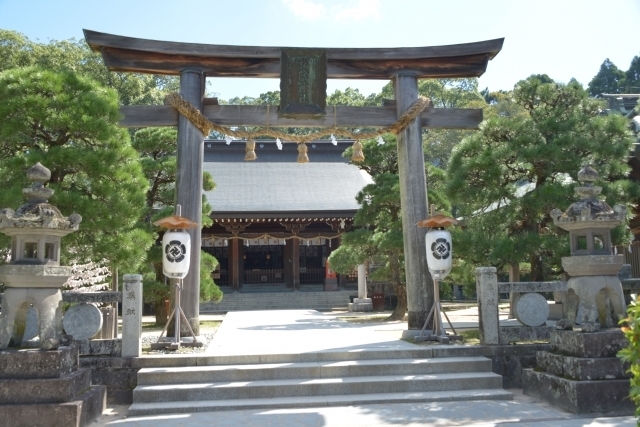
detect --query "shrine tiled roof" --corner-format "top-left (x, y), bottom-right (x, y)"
top-left (203, 140), bottom-right (372, 218)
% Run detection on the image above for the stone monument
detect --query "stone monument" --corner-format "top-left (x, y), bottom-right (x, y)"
top-left (0, 163), bottom-right (105, 426)
top-left (523, 166), bottom-right (633, 414)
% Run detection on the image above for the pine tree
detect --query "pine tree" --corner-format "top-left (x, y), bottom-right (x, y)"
top-left (0, 67), bottom-right (152, 272)
top-left (588, 59), bottom-right (624, 97)
top-left (447, 75), bottom-right (638, 282)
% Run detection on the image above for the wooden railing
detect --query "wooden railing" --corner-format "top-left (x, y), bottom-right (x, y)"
top-left (244, 269), bottom-right (284, 284)
top-left (300, 268), bottom-right (324, 285)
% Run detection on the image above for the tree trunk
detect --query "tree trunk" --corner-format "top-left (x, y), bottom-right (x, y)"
top-left (154, 299), bottom-right (168, 325)
top-left (530, 253), bottom-right (544, 282)
top-left (387, 253), bottom-right (407, 321)
top-left (389, 282), bottom-right (407, 320)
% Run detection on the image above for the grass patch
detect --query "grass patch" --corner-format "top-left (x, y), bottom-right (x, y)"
top-left (338, 315), bottom-right (392, 323)
top-left (459, 329), bottom-right (480, 344)
top-left (200, 320), bottom-right (222, 329)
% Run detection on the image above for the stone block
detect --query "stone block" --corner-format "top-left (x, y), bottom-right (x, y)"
top-left (0, 368), bottom-right (91, 404)
top-left (88, 365), bottom-right (138, 405)
top-left (0, 385), bottom-right (106, 427)
top-left (499, 326), bottom-right (552, 344)
top-left (76, 339), bottom-right (121, 356)
top-left (523, 368), bottom-right (633, 414)
top-left (550, 329), bottom-right (628, 358)
top-left (0, 345), bottom-right (77, 379)
top-left (514, 293), bottom-right (549, 326)
top-left (63, 303), bottom-right (103, 341)
top-left (481, 344), bottom-right (551, 389)
top-left (536, 351), bottom-right (629, 381)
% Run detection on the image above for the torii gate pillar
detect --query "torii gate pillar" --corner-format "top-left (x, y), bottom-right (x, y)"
top-left (395, 74), bottom-right (431, 329)
top-left (176, 70), bottom-right (205, 335)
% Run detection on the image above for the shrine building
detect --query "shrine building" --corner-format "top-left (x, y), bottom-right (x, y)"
top-left (201, 139), bottom-right (370, 301)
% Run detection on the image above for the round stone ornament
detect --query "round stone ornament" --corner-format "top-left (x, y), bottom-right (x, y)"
top-left (514, 293), bottom-right (549, 327)
top-left (63, 303), bottom-right (103, 340)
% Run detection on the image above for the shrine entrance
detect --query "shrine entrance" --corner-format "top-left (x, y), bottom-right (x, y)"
top-left (84, 30), bottom-right (503, 333)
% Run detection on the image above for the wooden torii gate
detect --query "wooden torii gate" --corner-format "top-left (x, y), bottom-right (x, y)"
top-left (84, 30), bottom-right (503, 334)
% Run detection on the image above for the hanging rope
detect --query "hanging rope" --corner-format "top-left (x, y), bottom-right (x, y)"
top-left (165, 92), bottom-right (430, 144)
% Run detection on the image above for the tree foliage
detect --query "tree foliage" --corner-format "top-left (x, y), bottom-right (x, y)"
top-left (0, 66), bottom-right (152, 271)
top-left (447, 76), bottom-right (638, 282)
top-left (329, 136), bottom-right (451, 319)
top-left (0, 29), bottom-right (178, 106)
top-left (588, 59), bottom-right (625, 97)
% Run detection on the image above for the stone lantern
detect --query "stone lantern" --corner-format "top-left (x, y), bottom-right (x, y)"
top-left (550, 166), bottom-right (626, 331)
top-left (0, 163), bottom-right (81, 349)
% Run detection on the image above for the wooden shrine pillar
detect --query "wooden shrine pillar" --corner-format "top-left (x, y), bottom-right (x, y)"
top-left (394, 74), bottom-right (431, 330)
top-left (229, 238), bottom-right (243, 290)
top-left (176, 70), bottom-right (205, 335)
top-left (291, 238), bottom-right (300, 290)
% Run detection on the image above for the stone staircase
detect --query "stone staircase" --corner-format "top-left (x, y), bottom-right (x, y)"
top-left (200, 288), bottom-right (357, 312)
top-left (128, 347), bottom-right (511, 415)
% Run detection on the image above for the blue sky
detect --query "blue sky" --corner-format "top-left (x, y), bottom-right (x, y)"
top-left (1, 0), bottom-right (638, 100)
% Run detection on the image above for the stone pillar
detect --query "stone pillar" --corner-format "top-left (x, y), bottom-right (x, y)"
top-left (176, 70), bottom-right (205, 335)
top-left (394, 74), bottom-right (430, 329)
top-left (121, 274), bottom-right (142, 357)
top-left (508, 263), bottom-right (520, 319)
top-left (357, 264), bottom-right (367, 299)
top-left (476, 267), bottom-right (500, 345)
top-left (349, 263), bottom-right (373, 312)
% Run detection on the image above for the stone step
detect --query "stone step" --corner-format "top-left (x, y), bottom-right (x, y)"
top-left (137, 357), bottom-right (492, 385)
top-left (133, 371), bottom-right (503, 402)
top-left (129, 388), bottom-right (512, 415)
top-left (130, 346), bottom-right (485, 368)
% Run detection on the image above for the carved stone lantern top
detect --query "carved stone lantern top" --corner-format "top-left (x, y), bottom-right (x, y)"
top-left (0, 163), bottom-right (81, 267)
top-left (0, 163), bottom-right (81, 236)
top-left (550, 166), bottom-right (626, 232)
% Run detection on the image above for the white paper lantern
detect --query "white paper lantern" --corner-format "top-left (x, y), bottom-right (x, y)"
top-left (425, 229), bottom-right (453, 280)
top-left (162, 231), bottom-right (191, 278)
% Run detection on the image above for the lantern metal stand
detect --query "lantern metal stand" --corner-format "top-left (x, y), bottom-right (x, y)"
top-left (149, 205), bottom-right (203, 350)
top-left (414, 212), bottom-right (462, 344)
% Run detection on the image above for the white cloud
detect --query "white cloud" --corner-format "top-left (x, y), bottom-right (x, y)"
top-left (282, 0), bottom-right (326, 19)
top-left (331, 0), bottom-right (382, 22)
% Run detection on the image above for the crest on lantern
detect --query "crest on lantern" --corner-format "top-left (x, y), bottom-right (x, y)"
top-left (154, 214), bottom-right (198, 279)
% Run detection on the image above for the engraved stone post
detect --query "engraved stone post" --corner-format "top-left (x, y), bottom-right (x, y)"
top-left (476, 267), bottom-right (500, 345)
top-left (121, 274), bottom-right (142, 357)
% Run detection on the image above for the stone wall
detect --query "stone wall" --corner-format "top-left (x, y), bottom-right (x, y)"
top-left (480, 343), bottom-right (552, 388)
top-left (79, 357), bottom-right (139, 405)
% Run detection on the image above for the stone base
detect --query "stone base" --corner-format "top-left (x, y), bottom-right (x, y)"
top-left (550, 329), bottom-right (628, 358)
top-left (523, 369), bottom-right (633, 414)
top-left (536, 351), bottom-right (629, 381)
top-left (523, 328), bottom-right (633, 414)
top-left (348, 298), bottom-right (372, 312)
top-left (499, 326), bottom-right (552, 344)
top-left (0, 346), bottom-right (77, 379)
top-left (324, 283), bottom-right (339, 291)
top-left (0, 385), bottom-right (106, 427)
top-left (0, 345), bottom-right (106, 425)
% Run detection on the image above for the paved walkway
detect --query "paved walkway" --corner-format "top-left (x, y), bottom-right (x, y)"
top-left (91, 309), bottom-right (636, 427)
